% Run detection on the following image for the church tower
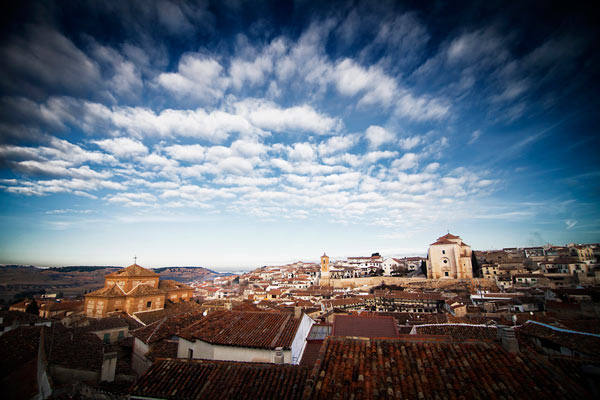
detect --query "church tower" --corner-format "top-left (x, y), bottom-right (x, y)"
top-left (320, 253), bottom-right (330, 285)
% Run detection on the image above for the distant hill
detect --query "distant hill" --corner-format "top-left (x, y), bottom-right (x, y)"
top-left (151, 266), bottom-right (232, 283)
top-left (47, 266), bottom-right (120, 272)
top-left (0, 264), bottom-right (230, 303)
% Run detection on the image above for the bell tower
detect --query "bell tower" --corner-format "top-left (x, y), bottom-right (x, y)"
top-left (320, 253), bottom-right (330, 285)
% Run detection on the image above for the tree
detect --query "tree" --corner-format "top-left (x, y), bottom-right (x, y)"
top-left (471, 253), bottom-right (481, 277)
top-left (25, 299), bottom-right (39, 315)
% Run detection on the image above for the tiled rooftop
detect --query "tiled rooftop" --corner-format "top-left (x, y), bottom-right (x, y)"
top-left (106, 263), bottom-right (159, 278)
top-left (333, 315), bottom-right (399, 338)
top-left (304, 336), bottom-right (591, 399)
top-left (0, 310), bottom-right (49, 329)
top-left (412, 324), bottom-right (498, 341)
top-left (159, 279), bottom-right (193, 291)
top-left (86, 284), bottom-right (126, 298)
top-left (179, 310), bottom-right (301, 350)
top-left (518, 320), bottom-right (600, 358)
top-left (134, 301), bottom-right (202, 325)
top-left (128, 284), bottom-right (165, 297)
top-left (129, 359), bottom-right (310, 400)
top-left (132, 312), bottom-right (205, 344)
top-left (83, 313), bottom-right (142, 332)
top-left (374, 290), bottom-right (444, 301)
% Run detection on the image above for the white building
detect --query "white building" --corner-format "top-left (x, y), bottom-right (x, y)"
top-left (426, 233), bottom-right (473, 279)
top-left (177, 310), bottom-right (313, 365)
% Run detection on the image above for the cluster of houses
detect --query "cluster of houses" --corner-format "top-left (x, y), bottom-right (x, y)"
top-left (478, 242), bottom-right (600, 290)
top-left (2, 234), bottom-right (600, 399)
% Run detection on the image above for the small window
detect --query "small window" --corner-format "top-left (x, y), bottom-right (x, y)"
top-left (188, 348), bottom-right (194, 360)
top-left (442, 250), bottom-right (446, 254)
top-left (147, 301), bottom-right (152, 308)
top-left (443, 259), bottom-right (448, 264)
top-left (118, 330), bottom-right (124, 339)
top-left (444, 271), bottom-right (449, 277)
top-left (103, 333), bottom-right (110, 344)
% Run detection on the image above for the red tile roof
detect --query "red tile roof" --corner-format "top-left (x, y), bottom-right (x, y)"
top-left (106, 263), bottom-right (159, 278)
top-left (131, 312), bottom-right (205, 344)
top-left (86, 284), bottom-right (126, 298)
top-left (299, 340), bottom-right (324, 368)
top-left (158, 279), bottom-right (193, 291)
top-left (129, 359), bottom-right (309, 400)
top-left (332, 315), bottom-right (399, 338)
top-left (179, 311), bottom-right (301, 350)
top-left (518, 320), bottom-right (600, 358)
top-left (304, 336), bottom-right (591, 399)
top-left (128, 284), bottom-right (165, 297)
top-left (413, 324), bottom-right (498, 341)
top-left (134, 301), bottom-right (203, 325)
top-left (374, 290), bottom-right (444, 301)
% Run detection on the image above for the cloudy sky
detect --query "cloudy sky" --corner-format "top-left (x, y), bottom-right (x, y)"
top-left (0, 1), bottom-right (598, 269)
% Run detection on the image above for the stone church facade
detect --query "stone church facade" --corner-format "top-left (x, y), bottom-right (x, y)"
top-left (84, 263), bottom-right (194, 318)
top-left (426, 233), bottom-right (473, 279)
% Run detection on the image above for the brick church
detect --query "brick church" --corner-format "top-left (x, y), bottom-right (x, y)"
top-left (84, 263), bottom-right (194, 318)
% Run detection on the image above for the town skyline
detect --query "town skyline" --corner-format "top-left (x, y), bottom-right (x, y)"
top-left (1, 1), bottom-right (599, 268)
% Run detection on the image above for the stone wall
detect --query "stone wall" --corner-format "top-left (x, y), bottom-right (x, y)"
top-left (328, 276), bottom-right (496, 290)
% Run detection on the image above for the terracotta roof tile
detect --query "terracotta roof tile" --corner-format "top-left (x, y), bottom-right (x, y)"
top-left (106, 263), bottom-right (159, 278)
top-left (86, 284), bottom-right (126, 298)
top-left (128, 284), bottom-right (164, 297)
top-left (304, 336), bottom-right (591, 399)
top-left (131, 312), bottom-right (205, 344)
top-left (333, 315), bottom-right (399, 338)
top-left (413, 324), bottom-right (498, 341)
top-left (129, 359), bottom-right (310, 400)
top-left (158, 279), bottom-right (193, 291)
top-left (179, 311), bottom-right (302, 350)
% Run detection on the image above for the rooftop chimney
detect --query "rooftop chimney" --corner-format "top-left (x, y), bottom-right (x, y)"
top-left (274, 347), bottom-right (284, 364)
top-left (100, 351), bottom-right (117, 382)
top-left (497, 325), bottom-right (519, 353)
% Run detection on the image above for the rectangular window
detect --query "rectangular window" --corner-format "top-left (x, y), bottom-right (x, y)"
top-left (103, 333), bottom-right (110, 344)
top-left (147, 301), bottom-right (152, 308)
top-left (444, 271), bottom-right (449, 277)
top-left (188, 348), bottom-right (194, 360)
top-left (118, 330), bottom-right (124, 339)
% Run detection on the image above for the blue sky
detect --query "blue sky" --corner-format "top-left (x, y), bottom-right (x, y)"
top-left (0, 1), bottom-right (599, 269)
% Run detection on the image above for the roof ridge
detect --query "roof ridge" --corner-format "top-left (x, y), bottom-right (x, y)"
top-left (269, 313), bottom-right (293, 348)
top-left (147, 316), bottom-right (168, 343)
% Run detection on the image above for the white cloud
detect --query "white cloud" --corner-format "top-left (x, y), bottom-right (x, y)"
top-left (163, 144), bottom-right (205, 162)
top-left (365, 125), bottom-right (395, 149)
top-left (424, 162), bottom-right (440, 172)
top-left (363, 151), bottom-right (398, 164)
top-left (234, 99), bottom-right (341, 134)
top-left (468, 130), bottom-right (481, 145)
top-left (107, 192), bottom-right (156, 206)
top-left (156, 53), bottom-right (229, 102)
top-left (392, 153), bottom-right (419, 170)
top-left (395, 91), bottom-right (449, 121)
top-left (333, 59), bottom-right (398, 107)
top-left (288, 143), bottom-right (315, 161)
top-left (80, 101), bottom-right (259, 142)
top-left (317, 134), bottom-right (358, 156)
top-left (398, 136), bottom-right (422, 150)
top-left (94, 137), bottom-right (148, 158)
top-left (217, 157), bottom-right (254, 175)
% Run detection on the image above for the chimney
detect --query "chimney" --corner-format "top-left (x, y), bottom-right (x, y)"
top-left (274, 347), bottom-right (284, 364)
top-left (294, 306), bottom-right (302, 319)
top-left (100, 351), bottom-right (117, 382)
top-left (497, 325), bottom-right (519, 353)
